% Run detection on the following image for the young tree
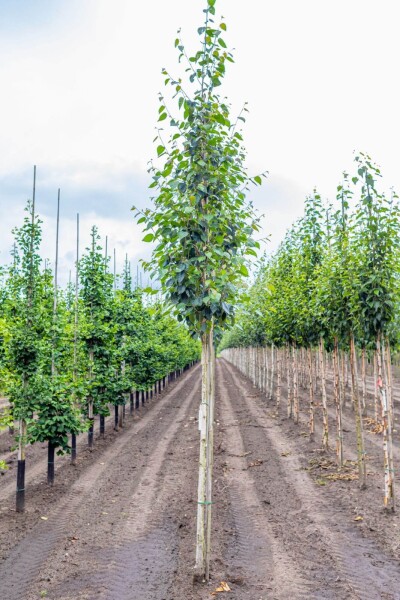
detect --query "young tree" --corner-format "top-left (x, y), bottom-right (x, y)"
top-left (135, 0), bottom-right (263, 579)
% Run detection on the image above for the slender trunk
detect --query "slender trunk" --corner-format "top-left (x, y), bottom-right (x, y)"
top-left (333, 337), bottom-right (343, 467)
top-left (269, 344), bottom-right (275, 401)
top-left (307, 347), bottom-right (314, 441)
top-left (286, 343), bottom-right (292, 419)
top-left (385, 338), bottom-right (394, 424)
top-left (205, 332), bottom-right (215, 582)
top-left (373, 352), bottom-right (380, 422)
top-left (319, 337), bottom-right (329, 449)
top-left (340, 350), bottom-right (346, 409)
top-left (361, 348), bottom-right (367, 417)
top-left (350, 333), bottom-right (367, 489)
top-left (195, 327), bottom-right (214, 580)
top-left (293, 344), bottom-right (299, 424)
top-left (276, 348), bottom-right (281, 414)
top-left (378, 335), bottom-right (395, 510)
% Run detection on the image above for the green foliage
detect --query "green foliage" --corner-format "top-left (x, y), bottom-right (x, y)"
top-left (0, 204), bottom-right (200, 456)
top-left (135, 0), bottom-right (264, 335)
top-left (220, 154), bottom-right (400, 354)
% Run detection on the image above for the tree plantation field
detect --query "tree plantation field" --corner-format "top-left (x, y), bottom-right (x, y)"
top-left (1, 359), bottom-right (400, 599)
top-left (2, 0), bottom-right (400, 598)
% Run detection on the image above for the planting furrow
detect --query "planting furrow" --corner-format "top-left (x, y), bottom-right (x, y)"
top-left (223, 359), bottom-right (400, 600)
top-left (0, 366), bottom-right (200, 600)
top-left (97, 379), bottom-right (201, 600)
top-left (217, 362), bottom-right (314, 599)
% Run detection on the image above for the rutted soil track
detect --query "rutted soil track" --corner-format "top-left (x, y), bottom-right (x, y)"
top-left (1, 361), bottom-right (400, 599)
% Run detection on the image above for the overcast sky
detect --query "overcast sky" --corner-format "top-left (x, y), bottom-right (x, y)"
top-left (1, 0), bottom-right (399, 284)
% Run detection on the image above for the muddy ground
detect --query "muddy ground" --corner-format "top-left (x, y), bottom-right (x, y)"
top-left (1, 359), bottom-right (400, 600)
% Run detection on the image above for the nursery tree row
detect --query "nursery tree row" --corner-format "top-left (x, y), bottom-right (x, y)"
top-left (0, 178), bottom-right (200, 511)
top-left (220, 153), bottom-right (400, 511)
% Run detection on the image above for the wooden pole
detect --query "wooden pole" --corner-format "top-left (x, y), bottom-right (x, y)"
top-left (16, 165), bottom-right (36, 513)
top-left (71, 213), bottom-right (79, 464)
top-left (48, 189), bottom-right (60, 486)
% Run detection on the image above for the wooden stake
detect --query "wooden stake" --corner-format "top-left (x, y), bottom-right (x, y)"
top-left (71, 213), bottom-right (80, 464)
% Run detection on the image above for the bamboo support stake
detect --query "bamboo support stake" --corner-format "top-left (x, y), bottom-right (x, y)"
top-left (16, 166), bottom-right (37, 513)
top-left (48, 189), bottom-right (60, 486)
top-left (71, 213), bottom-right (80, 463)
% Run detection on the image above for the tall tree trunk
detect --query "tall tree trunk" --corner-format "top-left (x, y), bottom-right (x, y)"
top-left (293, 344), bottom-right (299, 424)
top-left (307, 346), bottom-right (314, 441)
top-left (340, 350), bottom-right (346, 409)
top-left (377, 334), bottom-right (395, 510)
top-left (276, 348), bottom-right (282, 414)
top-left (385, 338), bottom-right (394, 424)
top-left (350, 333), bottom-right (367, 489)
top-left (195, 327), bottom-right (214, 580)
top-left (361, 347), bottom-right (367, 417)
top-left (333, 337), bottom-right (343, 467)
top-left (269, 343), bottom-right (275, 401)
top-left (286, 343), bottom-right (292, 419)
top-left (373, 351), bottom-right (380, 422)
top-left (319, 337), bottom-right (329, 449)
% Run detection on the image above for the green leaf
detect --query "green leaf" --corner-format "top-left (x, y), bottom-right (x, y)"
top-left (143, 233), bottom-right (154, 243)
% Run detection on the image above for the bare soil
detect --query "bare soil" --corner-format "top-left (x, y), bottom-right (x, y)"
top-left (0, 360), bottom-right (400, 600)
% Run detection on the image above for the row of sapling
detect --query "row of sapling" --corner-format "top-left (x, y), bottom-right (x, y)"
top-left (0, 169), bottom-right (201, 512)
top-left (220, 153), bottom-right (400, 511)
top-left (135, 0), bottom-right (264, 580)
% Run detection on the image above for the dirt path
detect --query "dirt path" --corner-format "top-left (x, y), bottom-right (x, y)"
top-left (1, 360), bottom-right (400, 599)
top-left (219, 359), bottom-right (400, 599)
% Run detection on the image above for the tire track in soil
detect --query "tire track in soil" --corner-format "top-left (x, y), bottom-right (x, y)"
top-left (216, 361), bottom-right (314, 599)
top-left (223, 359), bottom-right (400, 600)
top-left (0, 366), bottom-right (200, 600)
top-left (89, 376), bottom-right (202, 600)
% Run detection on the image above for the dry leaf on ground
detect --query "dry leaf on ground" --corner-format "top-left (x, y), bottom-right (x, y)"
top-left (211, 581), bottom-right (231, 595)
